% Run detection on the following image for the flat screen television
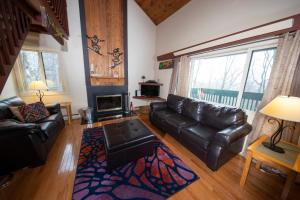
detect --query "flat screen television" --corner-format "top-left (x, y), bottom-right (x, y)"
top-left (141, 84), bottom-right (160, 97)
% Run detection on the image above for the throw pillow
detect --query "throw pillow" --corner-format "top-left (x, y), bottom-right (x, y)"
top-left (19, 102), bottom-right (50, 123)
top-left (9, 106), bottom-right (25, 122)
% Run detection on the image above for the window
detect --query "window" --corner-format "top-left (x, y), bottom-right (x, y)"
top-left (190, 53), bottom-right (247, 107)
top-left (16, 49), bottom-right (63, 92)
top-left (241, 49), bottom-right (276, 111)
top-left (189, 42), bottom-right (277, 120)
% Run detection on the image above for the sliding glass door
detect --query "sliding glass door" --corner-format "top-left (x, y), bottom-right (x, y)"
top-left (189, 42), bottom-right (277, 123)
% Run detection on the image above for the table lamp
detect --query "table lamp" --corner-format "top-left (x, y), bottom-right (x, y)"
top-left (28, 80), bottom-right (48, 102)
top-left (259, 96), bottom-right (300, 153)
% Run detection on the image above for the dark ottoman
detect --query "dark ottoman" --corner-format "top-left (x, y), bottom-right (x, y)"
top-left (103, 119), bottom-right (156, 171)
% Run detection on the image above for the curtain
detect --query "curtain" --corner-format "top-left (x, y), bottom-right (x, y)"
top-left (250, 30), bottom-right (300, 144)
top-left (287, 54), bottom-right (300, 144)
top-left (168, 58), bottom-right (180, 94)
top-left (168, 55), bottom-right (192, 97)
top-left (176, 56), bottom-right (192, 96)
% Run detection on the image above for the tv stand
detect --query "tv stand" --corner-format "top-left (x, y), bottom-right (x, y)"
top-left (132, 96), bottom-right (165, 101)
top-left (139, 82), bottom-right (163, 86)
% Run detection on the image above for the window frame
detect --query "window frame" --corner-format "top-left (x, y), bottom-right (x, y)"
top-left (14, 46), bottom-right (64, 96)
top-left (189, 39), bottom-right (278, 123)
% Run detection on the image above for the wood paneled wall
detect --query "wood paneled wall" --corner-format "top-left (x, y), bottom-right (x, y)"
top-left (84, 0), bottom-right (125, 86)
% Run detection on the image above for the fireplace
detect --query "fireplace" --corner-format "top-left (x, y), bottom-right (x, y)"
top-left (96, 94), bottom-right (122, 112)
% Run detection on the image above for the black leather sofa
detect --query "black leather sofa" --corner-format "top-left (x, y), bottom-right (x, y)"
top-left (0, 96), bottom-right (65, 175)
top-left (150, 94), bottom-right (252, 171)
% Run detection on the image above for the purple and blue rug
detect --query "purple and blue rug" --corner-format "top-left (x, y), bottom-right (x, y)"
top-left (72, 127), bottom-right (199, 200)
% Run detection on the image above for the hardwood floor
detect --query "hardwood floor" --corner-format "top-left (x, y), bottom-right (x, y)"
top-left (1, 115), bottom-right (299, 200)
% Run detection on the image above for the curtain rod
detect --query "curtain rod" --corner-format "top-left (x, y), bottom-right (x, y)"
top-left (187, 32), bottom-right (296, 58)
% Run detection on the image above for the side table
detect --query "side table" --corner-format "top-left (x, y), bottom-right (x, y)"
top-left (240, 135), bottom-right (300, 199)
top-left (46, 102), bottom-right (72, 125)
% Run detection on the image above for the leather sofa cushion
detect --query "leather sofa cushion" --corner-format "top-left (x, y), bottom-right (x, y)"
top-left (181, 124), bottom-right (218, 150)
top-left (167, 94), bottom-right (186, 114)
top-left (201, 104), bottom-right (245, 130)
top-left (182, 99), bottom-right (205, 122)
top-left (0, 97), bottom-right (25, 120)
top-left (165, 114), bottom-right (197, 128)
top-left (164, 114), bottom-right (197, 135)
top-left (153, 110), bottom-right (175, 121)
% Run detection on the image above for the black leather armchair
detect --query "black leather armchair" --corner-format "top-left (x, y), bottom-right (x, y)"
top-left (150, 94), bottom-right (252, 171)
top-left (0, 97), bottom-right (65, 175)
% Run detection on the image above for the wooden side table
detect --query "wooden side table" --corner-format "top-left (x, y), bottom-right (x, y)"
top-left (60, 102), bottom-right (72, 125)
top-left (46, 102), bottom-right (72, 125)
top-left (240, 135), bottom-right (300, 199)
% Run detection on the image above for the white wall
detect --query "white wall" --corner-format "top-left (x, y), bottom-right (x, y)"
top-left (20, 0), bottom-right (88, 115)
top-left (60, 0), bottom-right (88, 114)
top-left (128, 0), bottom-right (156, 107)
top-left (155, 0), bottom-right (300, 97)
top-left (0, 73), bottom-right (18, 100)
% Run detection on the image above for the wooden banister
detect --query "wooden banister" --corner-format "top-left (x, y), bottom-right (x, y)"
top-left (0, 0), bottom-right (70, 93)
top-left (0, 0), bottom-right (32, 93)
top-left (40, 0), bottom-right (69, 39)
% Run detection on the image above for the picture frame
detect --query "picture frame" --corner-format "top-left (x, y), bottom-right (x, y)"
top-left (159, 60), bottom-right (174, 70)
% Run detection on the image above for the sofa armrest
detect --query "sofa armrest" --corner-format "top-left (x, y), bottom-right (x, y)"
top-left (213, 123), bottom-right (252, 147)
top-left (46, 103), bottom-right (61, 115)
top-left (0, 119), bottom-right (47, 141)
top-left (150, 102), bottom-right (167, 111)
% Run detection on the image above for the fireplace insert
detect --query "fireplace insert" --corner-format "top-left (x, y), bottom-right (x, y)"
top-left (96, 94), bottom-right (122, 112)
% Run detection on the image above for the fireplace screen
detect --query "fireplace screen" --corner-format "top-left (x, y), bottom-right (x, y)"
top-left (96, 95), bottom-right (122, 112)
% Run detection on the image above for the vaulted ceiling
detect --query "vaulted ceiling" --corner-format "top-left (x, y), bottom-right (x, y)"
top-left (135, 0), bottom-right (191, 25)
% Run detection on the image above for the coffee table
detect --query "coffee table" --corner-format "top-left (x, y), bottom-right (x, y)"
top-left (103, 119), bottom-right (157, 171)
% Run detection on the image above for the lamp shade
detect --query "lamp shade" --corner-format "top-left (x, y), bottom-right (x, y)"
top-left (28, 80), bottom-right (48, 91)
top-left (260, 96), bottom-right (300, 123)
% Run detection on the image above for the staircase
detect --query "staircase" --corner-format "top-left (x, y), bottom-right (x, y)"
top-left (0, 0), bottom-right (32, 93)
top-left (0, 0), bottom-right (69, 93)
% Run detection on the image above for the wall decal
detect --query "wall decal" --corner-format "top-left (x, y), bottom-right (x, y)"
top-left (86, 34), bottom-right (105, 56)
top-left (108, 48), bottom-right (123, 68)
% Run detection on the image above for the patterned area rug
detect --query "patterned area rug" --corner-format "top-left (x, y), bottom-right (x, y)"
top-left (72, 127), bottom-right (199, 200)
